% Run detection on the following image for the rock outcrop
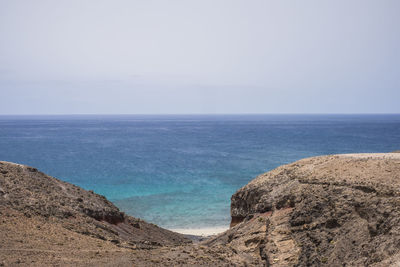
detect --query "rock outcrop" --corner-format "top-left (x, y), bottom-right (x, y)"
top-left (206, 153), bottom-right (400, 266)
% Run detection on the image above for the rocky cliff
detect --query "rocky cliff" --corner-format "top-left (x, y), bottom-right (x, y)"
top-left (206, 153), bottom-right (400, 266)
top-left (1, 153), bottom-right (400, 266)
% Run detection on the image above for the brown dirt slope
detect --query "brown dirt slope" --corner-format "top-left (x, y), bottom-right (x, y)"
top-left (0, 161), bottom-right (190, 248)
top-left (206, 153), bottom-right (400, 266)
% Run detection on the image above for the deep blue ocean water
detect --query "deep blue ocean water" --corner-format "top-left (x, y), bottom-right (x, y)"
top-left (0, 114), bottom-right (399, 229)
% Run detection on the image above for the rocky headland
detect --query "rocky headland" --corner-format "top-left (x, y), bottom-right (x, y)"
top-left (1, 153), bottom-right (400, 266)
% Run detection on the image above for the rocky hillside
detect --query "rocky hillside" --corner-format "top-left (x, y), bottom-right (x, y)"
top-left (206, 153), bottom-right (400, 266)
top-left (1, 153), bottom-right (400, 266)
top-left (0, 161), bottom-right (194, 265)
top-left (0, 161), bottom-right (190, 248)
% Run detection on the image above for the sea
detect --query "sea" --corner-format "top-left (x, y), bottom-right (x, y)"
top-left (0, 114), bottom-right (399, 229)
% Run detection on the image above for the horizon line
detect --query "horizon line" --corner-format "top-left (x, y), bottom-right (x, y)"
top-left (0, 113), bottom-right (399, 116)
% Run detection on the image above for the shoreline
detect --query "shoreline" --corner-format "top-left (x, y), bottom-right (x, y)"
top-left (169, 226), bottom-right (229, 236)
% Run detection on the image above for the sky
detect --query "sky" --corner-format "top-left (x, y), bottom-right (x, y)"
top-left (0, 0), bottom-right (399, 114)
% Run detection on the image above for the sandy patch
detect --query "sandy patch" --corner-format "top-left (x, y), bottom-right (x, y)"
top-left (169, 226), bottom-right (229, 236)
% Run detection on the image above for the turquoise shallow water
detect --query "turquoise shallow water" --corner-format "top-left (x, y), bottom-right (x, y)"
top-left (0, 114), bottom-right (399, 228)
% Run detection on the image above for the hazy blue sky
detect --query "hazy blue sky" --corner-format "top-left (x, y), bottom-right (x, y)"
top-left (0, 0), bottom-right (399, 114)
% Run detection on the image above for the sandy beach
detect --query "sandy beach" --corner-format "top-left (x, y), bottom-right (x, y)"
top-left (170, 226), bottom-right (229, 236)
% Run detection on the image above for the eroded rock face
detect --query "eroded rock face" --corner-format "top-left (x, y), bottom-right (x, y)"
top-left (205, 154), bottom-right (400, 266)
top-left (224, 154), bottom-right (400, 266)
